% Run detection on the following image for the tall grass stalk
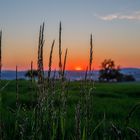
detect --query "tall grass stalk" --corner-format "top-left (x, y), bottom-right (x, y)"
top-left (30, 61), bottom-right (33, 83)
top-left (89, 34), bottom-right (93, 72)
top-left (0, 30), bottom-right (2, 81)
top-left (57, 23), bottom-right (68, 140)
top-left (0, 30), bottom-right (2, 140)
top-left (35, 22), bottom-right (46, 139)
top-left (30, 61), bottom-right (35, 109)
top-left (83, 34), bottom-right (94, 138)
top-left (84, 66), bottom-right (88, 81)
top-left (60, 49), bottom-right (68, 140)
top-left (14, 65), bottom-right (21, 139)
top-left (77, 34), bottom-right (94, 139)
top-left (16, 66), bottom-right (18, 104)
top-left (48, 40), bottom-right (55, 84)
top-left (46, 40), bottom-right (56, 139)
top-left (59, 22), bottom-right (62, 79)
top-left (62, 48), bottom-right (68, 81)
top-left (61, 48), bottom-right (68, 126)
top-left (38, 22), bottom-right (45, 85)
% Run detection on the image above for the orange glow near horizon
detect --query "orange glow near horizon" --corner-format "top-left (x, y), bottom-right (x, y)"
top-left (2, 58), bottom-right (140, 71)
top-left (2, 47), bottom-right (140, 71)
top-left (1, 29), bottom-right (140, 71)
top-left (75, 66), bottom-right (83, 71)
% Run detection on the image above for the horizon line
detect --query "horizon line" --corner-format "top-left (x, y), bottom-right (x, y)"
top-left (1, 67), bottom-right (140, 72)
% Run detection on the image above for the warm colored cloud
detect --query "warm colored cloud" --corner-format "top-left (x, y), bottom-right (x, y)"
top-left (97, 11), bottom-right (140, 21)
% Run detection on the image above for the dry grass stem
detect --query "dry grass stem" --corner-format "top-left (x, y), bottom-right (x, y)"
top-left (38, 22), bottom-right (45, 84)
top-left (62, 48), bottom-right (68, 80)
top-left (48, 40), bottom-right (55, 84)
top-left (30, 61), bottom-right (33, 83)
top-left (0, 31), bottom-right (2, 80)
top-left (89, 34), bottom-right (93, 72)
top-left (59, 22), bottom-right (62, 78)
top-left (16, 65), bottom-right (19, 108)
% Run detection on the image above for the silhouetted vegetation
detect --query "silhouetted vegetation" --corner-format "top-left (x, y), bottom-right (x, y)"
top-left (99, 59), bottom-right (121, 82)
top-left (25, 70), bottom-right (38, 79)
top-left (123, 74), bottom-right (135, 81)
top-left (0, 30), bottom-right (2, 80)
top-left (99, 59), bottom-right (135, 82)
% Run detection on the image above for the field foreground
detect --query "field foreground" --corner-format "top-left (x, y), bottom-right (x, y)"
top-left (0, 80), bottom-right (140, 139)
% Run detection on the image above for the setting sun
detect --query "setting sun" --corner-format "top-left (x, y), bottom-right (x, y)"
top-left (75, 66), bottom-right (82, 71)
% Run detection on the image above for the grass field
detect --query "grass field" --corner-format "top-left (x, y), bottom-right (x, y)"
top-left (0, 80), bottom-right (140, 139)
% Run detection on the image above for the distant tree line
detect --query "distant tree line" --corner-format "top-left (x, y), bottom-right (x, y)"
top-left (25, 59), bottom-right (135, 82)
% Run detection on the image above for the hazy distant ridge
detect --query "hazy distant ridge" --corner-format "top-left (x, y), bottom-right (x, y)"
top-left (1, 68), bottom-right (140, 81)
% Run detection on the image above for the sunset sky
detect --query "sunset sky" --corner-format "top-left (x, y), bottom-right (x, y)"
top-left (0, 0), bottom-right (140, 70)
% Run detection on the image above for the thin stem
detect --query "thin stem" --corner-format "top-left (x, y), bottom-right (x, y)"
top-left (62, 48), bottom-right (68, 81)
top-left (48, 40), bottom-right (55, 84)
top-left (16, 65), bottom-right (19, 108)
top-left (59, 22), bottom-right (62, 78)
top-left (0, 31), bottom-right (2, 81)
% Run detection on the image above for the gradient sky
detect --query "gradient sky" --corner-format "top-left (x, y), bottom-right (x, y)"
top-left (0, 0), bottom-right (140, 70)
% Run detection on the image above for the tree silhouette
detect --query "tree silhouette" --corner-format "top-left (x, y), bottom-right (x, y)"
top-left (25, 70), bottom-right (38, 79)
top-left (99, 59), bottom-right (121, 82)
